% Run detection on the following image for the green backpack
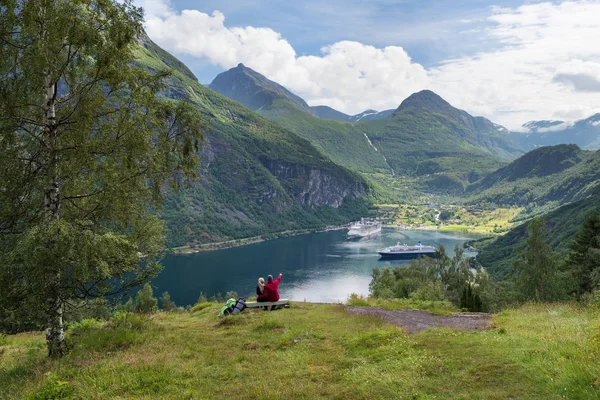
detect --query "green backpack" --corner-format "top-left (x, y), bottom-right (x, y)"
top-left (218, 298), bottom-right (237, 317)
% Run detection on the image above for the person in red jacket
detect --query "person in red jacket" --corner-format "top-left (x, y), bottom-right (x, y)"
top-left (257, 273), bottom-right (282, 310)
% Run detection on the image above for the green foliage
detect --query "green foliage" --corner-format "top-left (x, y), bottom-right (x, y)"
top-left (135, 283), bottom-right (158, 314)
top-left (63, 299), bottom-right (112, 326)
top-left (369, 246), bottom-right (493, 311)
top-left (512, 218), bottom-right (563, 301)
top-left (27, 373), bottom-right (75, 400)
top-left (476, 190), bottom-right (600, 278)
top-left (0, 0), bottom-right (204, 356)
top-left (468, 145), bottom-right (600, 208)
top-left (115, 297), bottom-right (134, 313)
top-left (438, 210), bottom-right (454, 221)
top-left (567, 211), bottom-right (600, 294)
top-left (160, 291), bottom-right (177, 312)
top-left (67, 319), bottom-right (104, 337)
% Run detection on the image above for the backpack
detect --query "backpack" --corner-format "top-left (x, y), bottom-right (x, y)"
top-left (218, 298), bottom-right (237, 317)
top-left (232, 298), bottom-right (246, 315)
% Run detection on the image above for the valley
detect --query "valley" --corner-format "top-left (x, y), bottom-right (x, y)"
top-left (3, 1), bottom-right (600, 399)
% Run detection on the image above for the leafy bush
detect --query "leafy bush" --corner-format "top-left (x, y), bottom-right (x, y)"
top-left (160, 291), bottom-right (177, 312)
top-left (67, 319), bottom-right (103, 336)
top-left (63, 298), bottom-right (111, 325)
top-left (28, 373), bottom-right (74, 400)
top-left (224, 291), bottom-right (238, 301)
top-left (347, 293), bottom-right (369, 306)
top-left (369, 245), bottom-right (493, 311)
top-left (135, 283), bottom-right (158, 313)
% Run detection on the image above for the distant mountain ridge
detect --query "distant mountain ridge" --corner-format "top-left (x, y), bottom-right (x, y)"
top-left (510, 114), bottom-right (600, 151)
top-left (209, 65), bottom-right (523, 192)
top-left (467, 144), bottom-right (600, 207)
top-left (210, 64), bottom-right (396, 124)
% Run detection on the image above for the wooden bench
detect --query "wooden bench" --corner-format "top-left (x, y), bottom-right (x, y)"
top-left (245, 299), bottom-right (289, 309)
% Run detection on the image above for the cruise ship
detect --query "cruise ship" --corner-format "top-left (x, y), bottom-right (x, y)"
top-left (347, 218), bottom-right (381, 240)
top-left (378, 242), bottom-right (437, 259)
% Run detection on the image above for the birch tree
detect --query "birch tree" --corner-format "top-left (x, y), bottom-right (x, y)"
top-left (0, 0), bottom-right (204, 357)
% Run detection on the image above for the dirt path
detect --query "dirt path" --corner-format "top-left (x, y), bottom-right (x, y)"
top-left (344, 306), bottom-right (492, 333)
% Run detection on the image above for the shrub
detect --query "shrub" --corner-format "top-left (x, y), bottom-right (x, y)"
top-left (224, 291), bottom-right (238, 301)
top-left (347, 293), bottom-right (370, 306)
top-left (160, 291), bottom-right (177, 312)
top-left (28, 373), bottom-right (74, 400)
top-left (135, 283), bottom-right (158, 313)
top-left (67, 319), bottom-right (103, 336)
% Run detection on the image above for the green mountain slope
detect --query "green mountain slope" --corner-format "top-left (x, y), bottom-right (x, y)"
top-left (210, 67), bottom-right (523, 192)
top-left (467, 145), bottom-right (600, 207)
top-left (356, 91), bottom-right (523, 191)
top-left (475, 189), bottom-right (600, 278)
top-left (209, 63), bottom-right (316, 116)
top-left (210, 65), bottom-right (391, 174)
top-left (134, 37), bottom-right (370, 247)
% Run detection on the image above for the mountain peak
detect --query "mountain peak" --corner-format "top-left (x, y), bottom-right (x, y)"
top-left (209, 64), bottom-right (315, 115)
top-left (394, 90), bottom-right (455, 116)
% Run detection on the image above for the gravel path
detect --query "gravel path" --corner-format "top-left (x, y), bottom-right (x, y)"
top-left (345, 306), bottom-right (492, 333)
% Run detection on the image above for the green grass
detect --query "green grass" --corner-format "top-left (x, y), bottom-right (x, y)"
top-left (2, 303), bottom-right (600, 399)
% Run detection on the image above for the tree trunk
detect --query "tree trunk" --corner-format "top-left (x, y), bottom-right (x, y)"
top-left (43, 63), bottom-right (65, 357)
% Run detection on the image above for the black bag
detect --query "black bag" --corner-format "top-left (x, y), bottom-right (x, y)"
top-left (231, 298), bottom-right (246, 315)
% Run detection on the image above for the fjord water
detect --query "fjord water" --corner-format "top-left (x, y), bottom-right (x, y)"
top-left (153, 229), bottom-right (478, 305)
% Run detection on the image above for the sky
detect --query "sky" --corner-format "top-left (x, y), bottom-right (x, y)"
top-left (135, 0), bottom-right (600, 130)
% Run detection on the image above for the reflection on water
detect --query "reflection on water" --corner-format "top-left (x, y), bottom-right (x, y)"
top-left (153, 228), bottom-right (479, 305)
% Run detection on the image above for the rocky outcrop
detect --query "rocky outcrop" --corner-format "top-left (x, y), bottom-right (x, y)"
top-left (263, 160), bottom-right (368, 209)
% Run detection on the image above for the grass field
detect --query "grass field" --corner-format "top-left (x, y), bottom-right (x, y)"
top-left (375, 204), bottom-right (522, 236)
top-left (1, 303), bottom-right (599, 399)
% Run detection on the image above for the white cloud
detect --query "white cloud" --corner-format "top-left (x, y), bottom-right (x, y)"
top-left (140, 0), bottom-right (429, 114)
top-left (139, 0), bottom-right (600, 130)
top-left (428, 1), bottom-right (600, 129)
top-left (553, 60), bottom-right (600, 92)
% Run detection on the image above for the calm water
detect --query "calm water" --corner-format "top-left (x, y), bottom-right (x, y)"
top-left (152, 229), bottom-right (479, 306)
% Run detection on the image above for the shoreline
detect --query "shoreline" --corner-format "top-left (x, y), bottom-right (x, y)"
top-left (170, 223), bottom-right (494, 255)
top-left (170, 224), bottom-right (348, 254)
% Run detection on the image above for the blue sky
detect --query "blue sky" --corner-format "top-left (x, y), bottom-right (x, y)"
top-left (140, 0), bottom-right (600, 129)
top-left (168, 0), bottom-right (527, 83)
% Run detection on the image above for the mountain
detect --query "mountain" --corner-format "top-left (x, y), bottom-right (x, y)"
top-left (309, 106), bottom-right (394, 122)
top-left (357, 90), bottom-right (524, 191)
top-left (209, 63), bottom-right (316, 116)
top-left (310, 105), bottom-right (351, 121)
top-left (210, 66), bottom-right (392, 174)
top-left (467, 144), bottom-right (600, 207)
top-left (134, 37), bottom-right (370, 247)
top-left (210, 66), bottom-right (524, 192)
top-left (510, 114), bottom-right (600, 151)
top-left (349, 109), bottom-right (395, 122)
top-left (474, 188), bottom-right (600, 278)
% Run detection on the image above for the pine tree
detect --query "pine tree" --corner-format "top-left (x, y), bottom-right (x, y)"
top-left (160, 291), bottom-right (177, 312)
top-left (567, 211), bottom-right (600, 294)
top-left (135, 283), bottom-right (157, 313)
top-left (513, 218), bottom-right (557, 301)
top-left (0, 0), bottom-right (204, 357)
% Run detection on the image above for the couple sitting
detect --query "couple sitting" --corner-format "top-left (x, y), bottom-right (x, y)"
top-left (256, 273), bottom-right (282, 310)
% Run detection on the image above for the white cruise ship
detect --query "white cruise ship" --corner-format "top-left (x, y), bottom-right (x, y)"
top-left (347, 218), bottom-right (381, 240)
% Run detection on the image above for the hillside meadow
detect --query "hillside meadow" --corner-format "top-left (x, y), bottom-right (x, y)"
top-left (1, 302), bottom-right (599, 399)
